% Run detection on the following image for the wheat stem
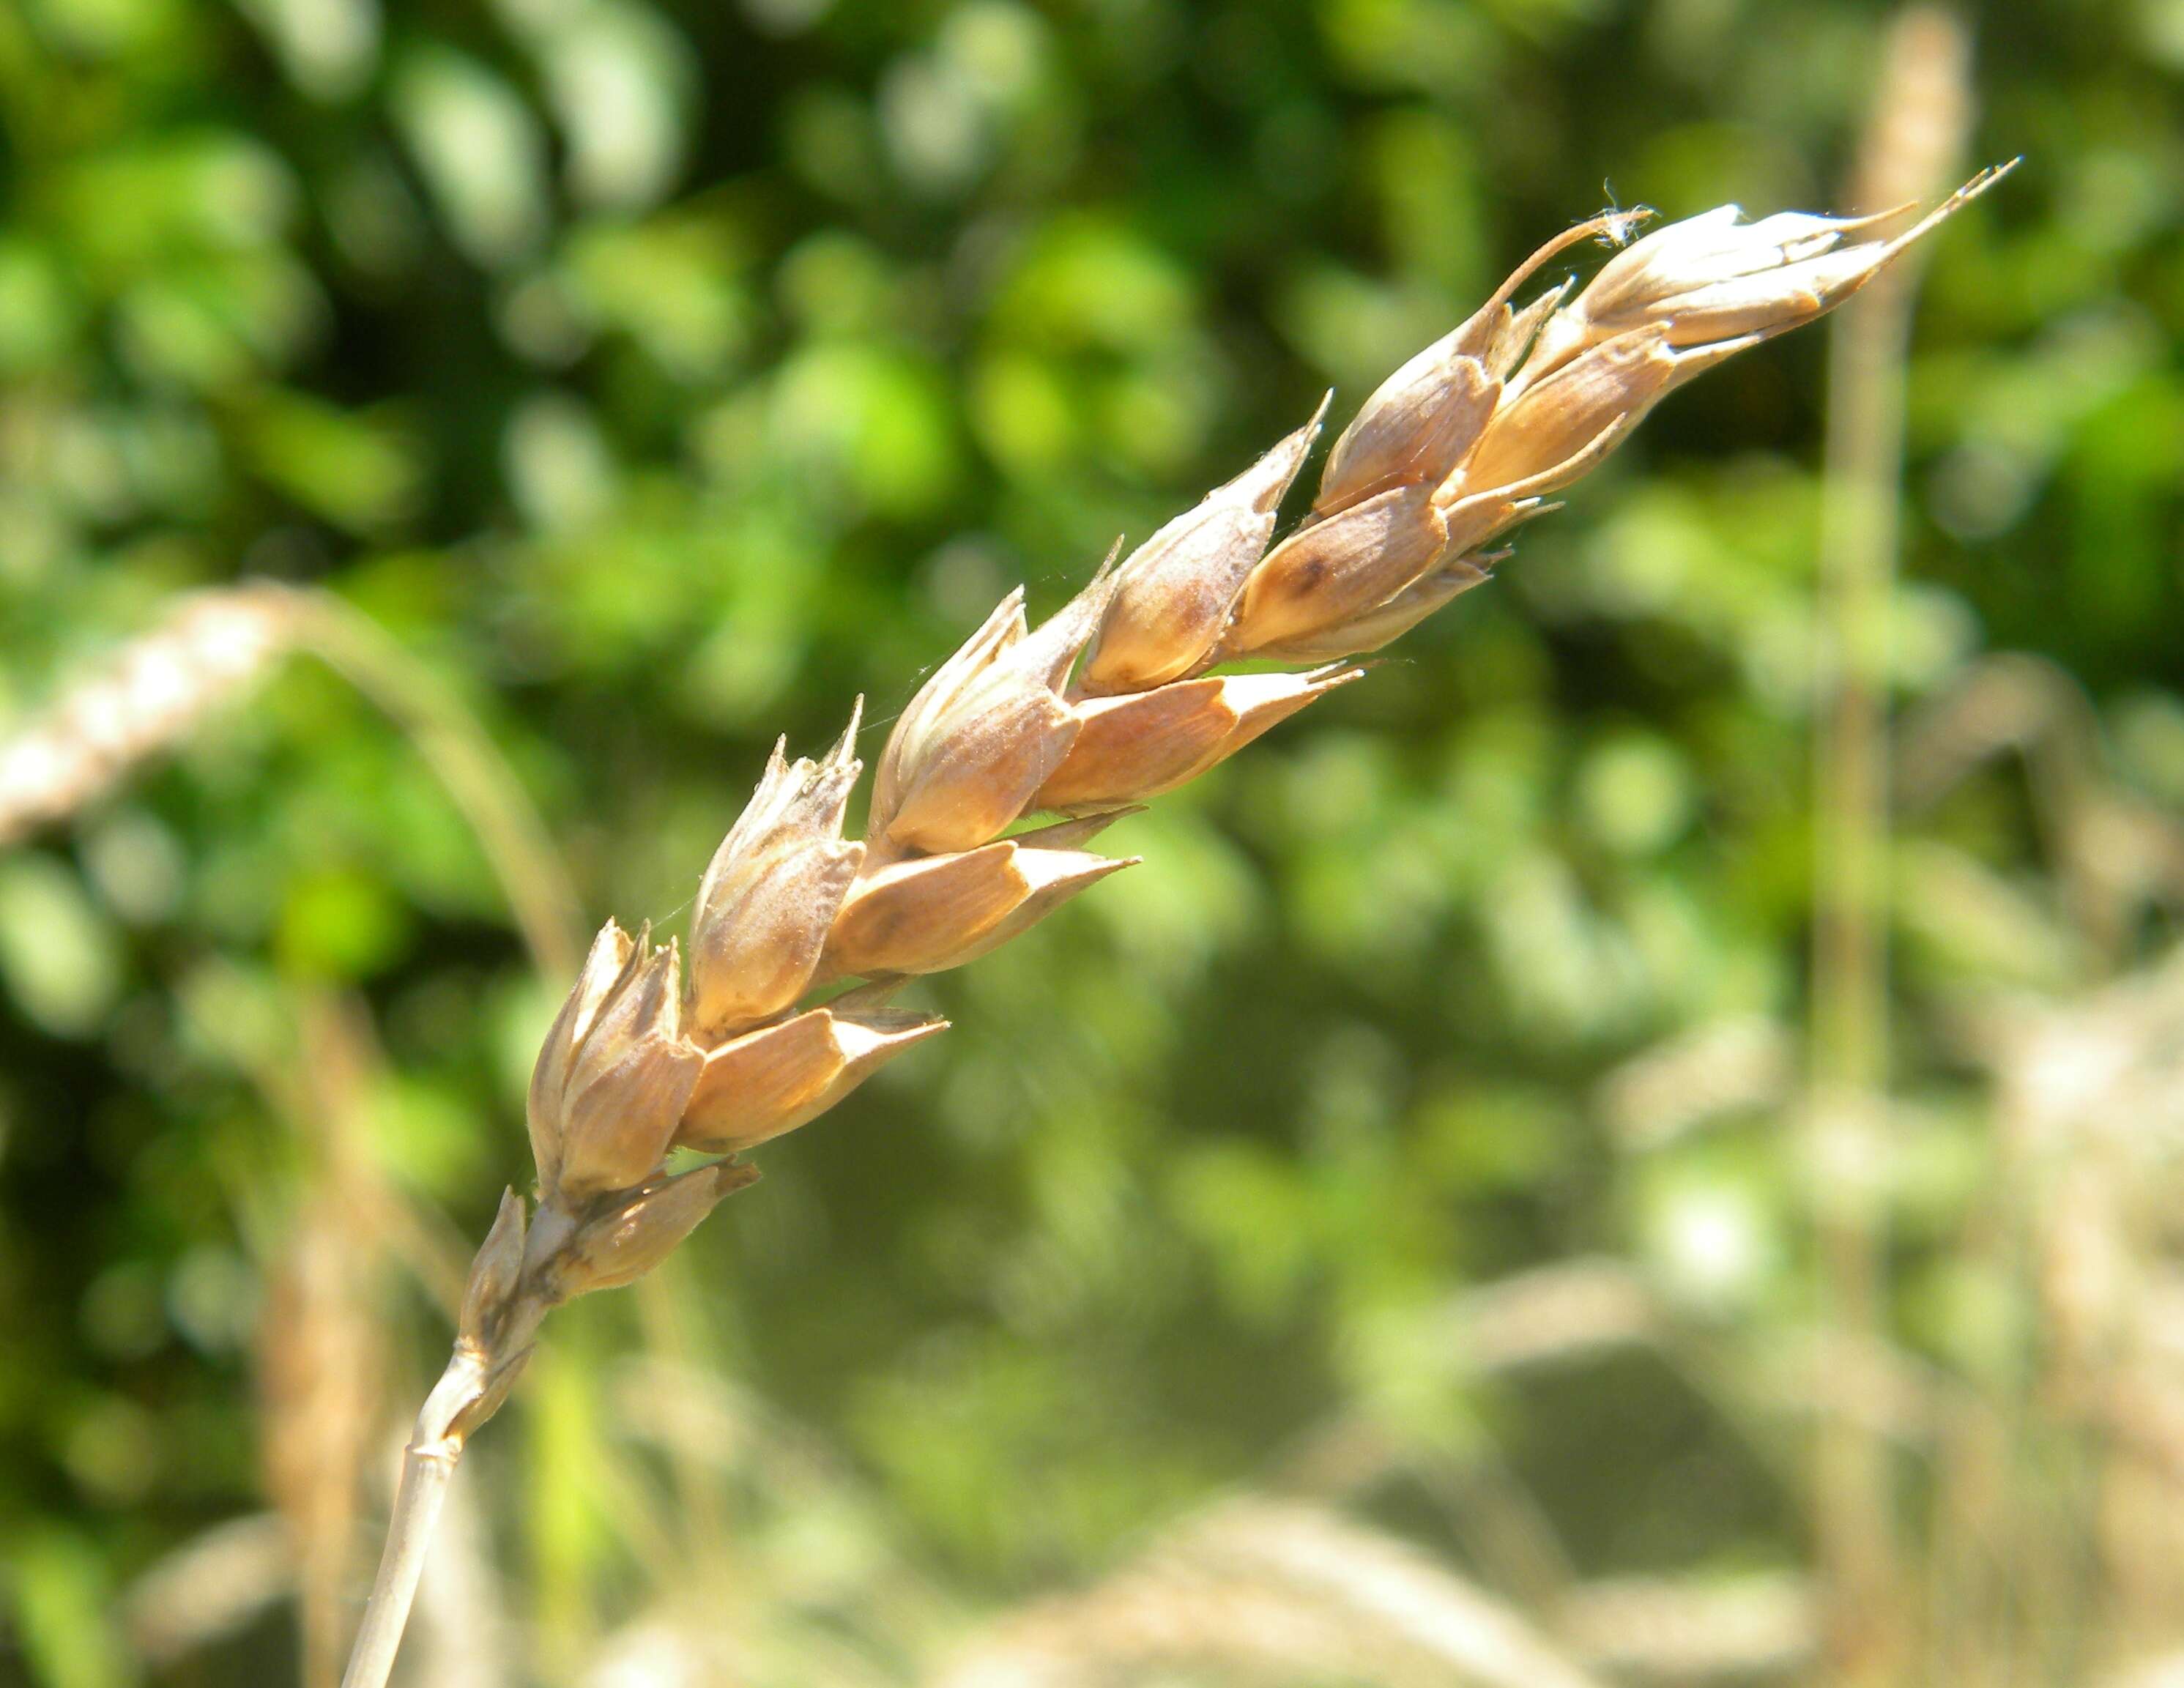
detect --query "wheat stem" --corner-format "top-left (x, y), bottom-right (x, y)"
top-left (1808, 284), bottom-right (1908, 1680)
top-left (341, 1258), bottom-right (558, 1688)
top-left (339, 1350), bottom-right (483, 1688)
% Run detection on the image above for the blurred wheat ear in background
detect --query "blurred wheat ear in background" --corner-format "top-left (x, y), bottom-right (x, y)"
top-left (0, 584), bottom-right (582, 974)
top-left (0, 590), bottom-right (293, 852)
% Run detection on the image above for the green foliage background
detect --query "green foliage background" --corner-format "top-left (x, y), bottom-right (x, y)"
top-left (2, 0), bottom-right (2182, 1680)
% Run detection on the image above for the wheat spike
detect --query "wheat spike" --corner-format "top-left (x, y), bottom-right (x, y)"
top-left (491, 167), bottom-right (2010, 1313)
top-left (341, 171), bottom-right (2011, 1688)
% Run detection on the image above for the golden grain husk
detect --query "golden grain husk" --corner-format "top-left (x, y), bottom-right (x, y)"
top-left (677, 988), bottom-right (948, 1153)
top-left (1081, 401), bottom-right (1328, 694)
top-left (690, 704), bottom-right (866, 1038)
top-left (529, 923), bottom-right (705, 1202)
top-left (1037, 667), bottom-right (1362, 813)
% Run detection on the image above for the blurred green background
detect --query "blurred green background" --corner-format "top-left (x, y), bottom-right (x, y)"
top-left (4, 0), bottom-right (2183, 1683)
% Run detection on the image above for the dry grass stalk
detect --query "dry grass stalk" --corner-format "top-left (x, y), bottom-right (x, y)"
top-left (341, 170), bottom-right (2008, 1688)
top-left (1887, 529), bottom-right (2184, 1671)
top-left (278, 588), bottom-right (585, 974)
top-left (261, 1206), bottom-right (385, 1687)
top-left (937, 1498), bottom-right (1605, 1688)
top-left (256, 995), bottom-right (400, 1688)
top-left (1275, 1259), bottom-right (1767, 1625)
top-left (122, 1513), bottom-right (297, 1667)
top-left (1595, 1014), bottom-right (1793, 1150)
top-left (1805, 11), bottom-right (1975, 1679)
top-left (1440, 1257), bottom-right (1664, 1375)
top-left (2102, 1655), bottom-right (2184, 1688)
top-left (1898, 652), bottom-right (2184, 969)
top-left (1980, 951), bottom-right (2184, 1667)
top-left (1556, 1572), bottom-right (1816, 1681)
top-left (444, 1350), bottom-right (962, 1685)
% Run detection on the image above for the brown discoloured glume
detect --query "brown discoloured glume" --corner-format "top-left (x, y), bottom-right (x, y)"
top-left (1225, 484), bottom-right (1451, 658)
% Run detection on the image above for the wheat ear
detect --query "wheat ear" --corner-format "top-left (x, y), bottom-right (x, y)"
top-left (340, 169), bottom-right (2010, 1688)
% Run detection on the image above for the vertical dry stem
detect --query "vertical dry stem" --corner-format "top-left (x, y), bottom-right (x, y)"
top-left (259, 996), bottom-right (394, 1688)
top-left (1808, 9), bottom-right (1970, 1678)
top-left (1808, 256), bottom-right (1910, 1687)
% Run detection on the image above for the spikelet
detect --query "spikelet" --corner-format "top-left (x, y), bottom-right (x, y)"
top-left (1223, 483), bottom-right (1455, 658)
top-left (1313, 212), bottom-right (1638, 514)
top-left (1037, 667), bottom-right (1362, 814)
top-left (867, 563), bottom-right (1118, 856)
top-left (677, 985), bottom-right (948, 1153)
top-left (820, 814), bottom-right (1137, 980)
top-left (553, 1162), bottom-right (762, 1298)
top-left (1523, 162), bottom-right (2010, 379)
top-left (1460, 327), bottom-right (1758, 495)
top-left (1080, 402), bottom-right (1328, 694)
top-left (527, 922), bottom-right (704, 1202)
top-left (0, 585), bottom-right (294, 846)
top-left (1243, 552), bottom-right (1498, 666)
top-left (688, 704), bottom-right (865, 1039)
